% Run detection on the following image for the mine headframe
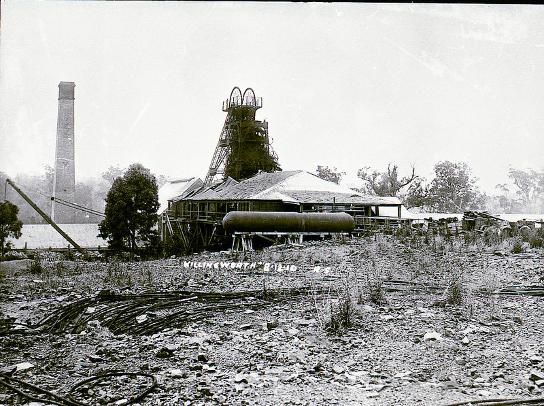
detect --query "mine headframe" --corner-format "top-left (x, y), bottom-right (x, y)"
top-left (204, 87), bottom-right (270, 186)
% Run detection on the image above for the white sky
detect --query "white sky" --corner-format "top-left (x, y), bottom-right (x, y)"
top-left (1, 2), bottom-right (543, 193)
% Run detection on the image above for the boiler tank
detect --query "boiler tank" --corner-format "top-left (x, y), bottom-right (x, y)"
top-left (222, 211), bottom-right (355, 233)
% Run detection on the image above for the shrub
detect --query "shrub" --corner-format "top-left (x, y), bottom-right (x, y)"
top-left (529, 228), bottom-right (544, 249)
top-left (368, 278), bottom-right (386, 304)
top-left (511, 239), bottom-right (524, 254)
top-left (366, 265), bottom-right (386, 305)
top-left (55, 261), bottom-right (67, 277)
top-left (63, 250), bottom-right (76, 261)
top-left (104, 261), bottom-right (133, 287)
top-left (530, 236), bottom-right (543, 249)
top-left (28, 259), bottom-right (44, 275)
top-left (446, 278), bottom-right (463, 306)
top-left (326, 293), bottom-right (355, 335)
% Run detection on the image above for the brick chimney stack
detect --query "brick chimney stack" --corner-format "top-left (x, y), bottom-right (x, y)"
top-left (52, 81), bottom-right (76, 223)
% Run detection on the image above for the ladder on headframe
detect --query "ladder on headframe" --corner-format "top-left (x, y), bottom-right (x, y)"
top-left (204, 114), bottom-right (231, 186)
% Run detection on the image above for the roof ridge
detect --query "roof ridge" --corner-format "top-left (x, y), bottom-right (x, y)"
top-left (250, 171), bottom-right (302, 198)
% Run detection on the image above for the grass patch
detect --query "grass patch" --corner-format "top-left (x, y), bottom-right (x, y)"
top-left (104, 261), bottom-right (133, 287)
top-left (325, 293), bottom-right (355, 335)
top-left (28, 259), bottom-right (44, 275)
top-left (446, 277), bottom-right (463, 306)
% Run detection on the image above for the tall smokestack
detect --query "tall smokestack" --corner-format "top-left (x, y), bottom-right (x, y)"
top-left (52, 81), bottom-right (76, 223)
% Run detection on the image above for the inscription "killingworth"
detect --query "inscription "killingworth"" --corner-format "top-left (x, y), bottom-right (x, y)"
top-left (181, 261), bottom-right (331, 273)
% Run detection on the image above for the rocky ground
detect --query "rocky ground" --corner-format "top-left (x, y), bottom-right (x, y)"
top-left (1, 235), bottom-right (543, 405)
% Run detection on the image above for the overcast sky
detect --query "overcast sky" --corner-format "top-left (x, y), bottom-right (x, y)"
top-left (1, 2), bottom-right (543, 193)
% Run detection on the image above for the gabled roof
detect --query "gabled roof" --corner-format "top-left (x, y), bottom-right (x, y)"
top-left (158, 177), bottom-right (204, 212)
top-left (183, 171), bottom-right (401, 206)
top-left (181, 176), bottom-right (240, 200)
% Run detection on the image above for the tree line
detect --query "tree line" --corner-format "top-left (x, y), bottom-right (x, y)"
top-left (0, 163), bottom-right (162, 259)
top-left (316, 162), bottom-right (544, 214)
top-left (0, 166), bottom-right (167, 224)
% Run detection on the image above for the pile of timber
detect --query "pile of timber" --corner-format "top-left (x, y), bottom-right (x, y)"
top-left (462, 211), bottom-right (509, 231)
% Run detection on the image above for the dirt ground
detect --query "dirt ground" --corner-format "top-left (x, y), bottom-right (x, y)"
top-left (1, 235), bottom-right (543, 405)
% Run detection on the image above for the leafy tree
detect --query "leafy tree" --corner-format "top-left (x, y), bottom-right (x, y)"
top-left (493, 168), bottom-right (544, 213)
top-left (426, 161), bottom-right (485, 212)
top-left (316, 165), bottom-right (346, 184)
top-left (1, 168), bottom-right (54, 224)
top-left (98, 164), bottom-right (160, 258)
top-left (357, 164), bottom-right (417, 196)
top-left (403, 177), bottom-right (431, 209)
top-left (224, 107), bottom-right (281, 181)
top-left (102, 165), bottom-right (125, 185)
top-left (1, 165), bottom-right (168, 225)
top-left (0, 201), bottom-right (23, 259)
top-left (508, 168), bottom-right (543, 211)
top-left (156, 174), bottom-right (168, 189)
top-left (74, 180), bottom-right (105, 223)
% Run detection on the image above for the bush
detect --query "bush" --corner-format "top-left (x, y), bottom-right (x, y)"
top-left (366, 268), bottom-right (386, 305)
top-left (395, 226), bottom-right (412, 239)
top-left (511, 239), bottom-right (524, 254)
top-left (326, 293), bottom-right (355, 335)
top-left (530, 236), bottom-right (543, 249)
top-left (447, 278), bottom-right (463, 306)
top-left (368, 279), bottom-right (385, 304)
top-left (28, 259), bottom-right (44, 275)
top-left (104, 261), bottom-right (133, 287)
top-left (63, 250), bottom-right (76, 261)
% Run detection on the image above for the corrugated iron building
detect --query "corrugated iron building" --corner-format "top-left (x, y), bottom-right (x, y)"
top-left (160, 170), bottom-right (404, 252)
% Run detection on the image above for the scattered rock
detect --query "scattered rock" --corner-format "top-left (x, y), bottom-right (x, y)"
top-left (189, 364), bottom-right (203, 371)
top-left (88, 354), bottom-right (103, 362)
top-left (423, 331), bottom-right (442, 342)
top-left (234, 373), bottom-right (248, 384)
top-left (266, 319), bottom-right (279, 330)
top-left (530, 355), bottom-right (543, 365)
top-left (87, 320), bottom-right (101, 329)
top-left (14, 362), bottom-right (34, 372)
top-left (333, 365), bottom-right (345, 374)
top-left (156, 347), bottom-right (174, 358)
top-left (530, 371), bottom-right (544, 382)
top-left (312, 362), bottom-right (323, 372)
top-left (198, 385), bottom-right (212, 396)
top-left (169, 368), bottom-right (184, 377)
top-left (294, 318), bottom-right (313, 326)
top-left (287, 328), bottom-right (300, 336)
top-left (136, 314), bottom-right (148, 324)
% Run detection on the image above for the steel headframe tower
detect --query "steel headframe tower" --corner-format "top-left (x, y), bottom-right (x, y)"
top-left (52, 81), bottom-right (77, 223)
top-left (204, 87), bottom-right (269, 186)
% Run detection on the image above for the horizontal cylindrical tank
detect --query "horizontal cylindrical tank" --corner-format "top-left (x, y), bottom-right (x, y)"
top-left (222, 211), bottom-right (354, 233)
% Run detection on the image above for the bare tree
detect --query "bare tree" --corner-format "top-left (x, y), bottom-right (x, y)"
top-left (357, 164), bottom-right (417, 197)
